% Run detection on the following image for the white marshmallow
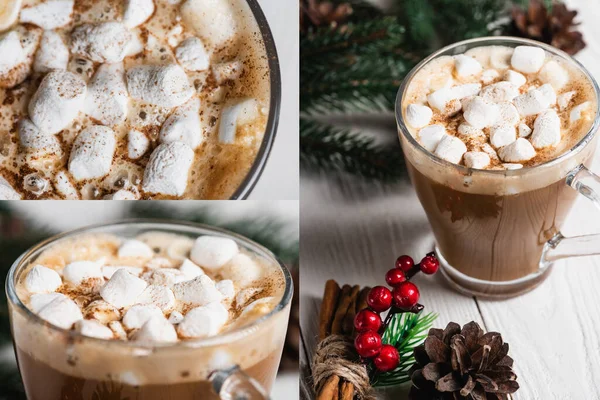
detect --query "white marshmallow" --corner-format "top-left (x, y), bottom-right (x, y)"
top-left (84, 63), bottom-right (129, 126)
top-left (457, 123), bottom-right (484, 140)
top-left (168, 310), bottom-right (184, 324)
top-left (532, 110), bottom-right (561, 149)
top-left (539, 60), bottom-right (569, 90)
top-left (418, 125), bottom-right (447, 152)
top-left (538, 84), bottom-right (556, 105)
top-left (490, 125), bottom-right (517, 148)
top-left (83, 300), bottom-right (121, 323)
top-left (100, 269), bottom-right (148, 308)
top-left (30, 293), bottom-right (67, 313)
top-left (62, 260), bottom-right (103, 285)
top-left (135, 315), bottom-right (178, 343)
top-left (0, 0), bottom-right (20, 31)
top-left (481, 69), bottom-right (500, 84)
top-left (177, 302), bottom-right (229, 338)
top-left (126, 64), bottom-right (194, 108)
top-left (147, 257), bottom-right (175, 269)
top-left (433, 135), bottom-right (467, 164)
top-left (212, 60), bottom-right (244, 84)
top-left (108, 321), bottom-right (127, 339)
top-left (142, 142), bottom-right (194, 196)
top-left (142, 268), bottom-right (186, 287)
top-left (118, 239), bottom-right (154, 259)
top-left (513, 86), bottom-right (554, 116)
top-left (221, 253), bottom-right (262, 287)
top-left (123, 304), bottom-right (164, 329)
top-left (71, 22), bottom-right (132, 63)
top-left (127, 129), bottom-right (150, 160)
top-left (0, 31), bottom-right (29, 88)
top-left (20, 0), bottom-right (73, 30)
top-left (34, 30), bottom-right (69, 73)
top-left (481, 143), bottom-right (499, 161)
top-left (28, 70), bottom-right (87, 134)
top-left (235, 288), bottom-right (261, 307)
top-left (136, 285), bottom-right (176, 311)
top-left (179, 258), bottom-right (205, 281)
top-left (159, 98), bottom-right (203, 149)
top-left (518, 123), bottom-right (532, 138)
top-left (68, 126), bottom-right (116, 181)
top-left (451, 83), bottom-right (482, 99)
top-left (219, 98), bottom-right (259, 144)
top-left (454, 54), bottom-right (482, 77)
top-left (0, 176), bottom-right (20, 200)
top-left (498, 137), bottom-right (536, 162)
top-left (570, 102), bottom-right (591, 123)
top-left (104, 190), bottom-right (138, 200)
top-left (181, 0), bottom-right (238, 48)
top-left (37, 295), bottom-right (83, 329)
top-left (172, 275), bottom-right (224, 306)
top-left (497, 103), bottom-right (520, 126)
top-left (18, 118), bottom-right (62, 156)
top-left (24, 265), bottom-right (62, 293)
top-left (463, 97), bottom-right (499, 128)
top-left (463, 152), bottom-right (490, 169)
top-left (427, 83), bottom-right (481, 112)
top-left (503, 163), bottom-right (523, 170)
top-left (216, 280), bottom-right (235, 301)
top-left (123, 0), bottom-right (155, 28)
top-left (510, 46), bottom-right (545, 73)
top-left (480, 82), bottom-right (519, 103)
top-left (74, 319), bottom-right (114, 339)
top-left (405, 104), bottom-right (432, 128)
top-left (557, 91), bottom-right (576, 110)
top-left (54, 171), bottom-right (79, 200)
top-left (176, 37), bottom-right (209, 71)
top-left (490, 47), bottom-right (514, 70)
top-left (102, 266), bottom-right (143, 280)
top-left (504, 70), bottom-right (526, 87)
top-left (190, 236), bottom-right (239, 269)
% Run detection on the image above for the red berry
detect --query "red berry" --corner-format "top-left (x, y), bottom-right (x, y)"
top-left (385, 268), bottom-right (406, 287)
top-left (395, 255), bottom-right (414, 272)
top-left (420, 255), bottom-right (439, 275)
top-left (354, 309), bottom-right (382, 333)
top-left (373, 344), bottom-right (400, 372)
top-left (392, 281), bottom-right (420, 309)
top-left (354, 331), bottom-right (382, 358)
top-left (367, 286), bottom-right (392, 312)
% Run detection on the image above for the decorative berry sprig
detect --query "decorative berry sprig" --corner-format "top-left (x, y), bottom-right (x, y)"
top-left (353, 252), bottom-right (439, 380)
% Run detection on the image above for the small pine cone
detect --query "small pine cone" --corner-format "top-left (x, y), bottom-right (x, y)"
top-left (408, 321), bottom-right (519, 400)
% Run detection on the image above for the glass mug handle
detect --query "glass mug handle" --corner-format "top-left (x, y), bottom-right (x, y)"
top-left (540, 164), bottom-right (600, 265)
top-left (209, 365), bottom-right (271, 400)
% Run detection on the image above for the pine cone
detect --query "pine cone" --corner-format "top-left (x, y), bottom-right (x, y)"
top-left (511, 0), bottom-right (585, 55)
top-left (408, 321), bottom-right (518, 400)
top-left (300, 0), bottom-right (353, 31)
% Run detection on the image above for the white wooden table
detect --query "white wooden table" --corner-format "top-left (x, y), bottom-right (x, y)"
top-left (299, 1), bottom-right (600, 398)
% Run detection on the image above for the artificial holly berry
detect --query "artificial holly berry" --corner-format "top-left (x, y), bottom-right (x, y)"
top-left (392, 281), bottom-right (420, 309)
top-left (354, 309), bottom-right (382, 333)
top-left (354, 331), bottom-right (382, 358)
top-left (367, 286), bottom-right (392, 312)
top-left (420, 254), bottom-right (439, 275)
top-left (385, 268), bottom-right (406, 287)
top-left (373, 344), bottom-right (400, 372)
top-left (395, 255), bottom-right (414, 272)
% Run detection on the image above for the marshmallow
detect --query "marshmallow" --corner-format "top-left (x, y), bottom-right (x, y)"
top-left (219, 98), bottom-right (259, 144)
top-left (463, 152), bottom-right (490, 169)
top-left (159, 98), bottom-right (203, 149)
top-left (490, 47), bottom-right (514, 70)
top-left (454, 54), bottom-right (482, 77)
top-left (216, 280), bottom-right (235, 301)
top-left (0, 31), bottom-right (29, 88)
top-left (83, 300), bottom-right (121, 324)
top-left (54, 171), bottom-right (79, 200)
top-left (481, 143), bottom-right (499, 161)
top-left (427, 83), bottom-right (481, 112)
top-left (74, 319), bottom-right (114, 339)
top-left (136, 285), bottom-right (176, 311)
top-left (0, 0), bottom-right (20, 31)
top-left (511, 46), bottom-right (545, 73)
top-left (558, 91), bottom-right (576, 110)
top-left (62, 260), bottom-right (103, 285)
top-left (532, 110), bottom-right (561, 149)
top-left (84, 63), bottom-right (129, 126)
top-left (126, 64), bottom-right (194, 108)
top-left (190, 236), bottom-right (239, 269)
top-left (235, 288), bottom-right (262, 307)
top-left (20, 0), bottom-right (73, 30)
top-left (480, 82), bottom-right (519, 103)
top-left (463, 97), bottom-right (499, 128)
top-left (125, 32), bottom-right (144, 57)
top-left (405, 104), bottom-right (433, 128)
top-left (37, 295), bottom-right (83, 329)
top-left (538, 84), bottom-right (556, 105)
top-left (172, 275), bottom-right (224, 306)
top-left (142, 268), bottom-right (186, 287)
top-left (18, 118), bottom-right (62, 156)
top-left (504, 70), bottom-right (526, 87)
top-left (570, 102), bottom-right (591, 123)
top-left (418, 125), bottom-right (447, 152)
top-left (457, 123), bottom-right (484, 139)
top-left (166, 237), bottom-right (195, 260)
top-left (28, 70), bottom-right (87, 134)
top-left (179, 258), bottom-right (205, 281)
top-left (71, 22), bottom-right (133, 63)
top-left (68, 126), bottom-right (116, 181)
top-left (122, 0), bottom-right (155, 28)
top-left (212, 60), bottom-right (244, 84)
top-left (30, 293), bottom-right (67, 313)
top-left (221, 253), bottom-right (262, 287)
top-left (481, 69), bottom-right (500, 84)
top-left (498, 138), bottom-right (537, 162)
top-left (102, 266), bottom-right (143, 279)
top-left (108, 321), bottom-right (127, 339)
top-left (100, 269), bottom-right (148, 308)
top-left (142, 142), bottom-right (194, 196)
top-left (127, 129), bottom-right (150, 160)
top-left (135, 315), bottom-right (178, 343)
top-left (518, 123), bottom-right (532, 138)
top-left (497, 103), bottom-right (520, 126)
top-left (24, 265), bottom-right (62, 293)
top-left (118, 239), bottom-right (154, 259)
top-left (177, 302), bottom-right (229, 338)
top-left (181, 0), bottom-right (238, 48)
top-left (0, 176), bottom-right (20, 200)
top-left (489, 125), bottom-right (517, 148)
top-left (513, 86), bottom-right (554, 116)
top-left (104, 190), bottom-right (138, 200)
top-left (34, 30), bottom-right (69, 73)
top-left (123, 304), bottom-right (164, 329)
top-left (503, 163), bottom-right (523, 170)
top-left (433, 135), bottom-right (467, 164)
top-left (176, 37), bottom-right (209, 71)
top-left (168, 311), bottom-right (184, 324)
top-left (539, 60), bottom-right (569, 90)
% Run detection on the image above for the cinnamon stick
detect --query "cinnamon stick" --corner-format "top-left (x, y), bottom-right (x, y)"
top-left (319, 280), bottom-right (341, 340)
top-left (356, 286), bottom-right (371, 314)
top-left (342, 285), bottom-right (360, 335)
top-left (330, 285), bottom-right (352, 335)
top-left (317, 375), bottom-right (340, 400)
top-left (340, 381), bottom-right (354, 400)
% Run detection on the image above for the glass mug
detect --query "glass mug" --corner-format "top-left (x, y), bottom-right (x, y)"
top-left (396, 37), bottom-right (600, 298)
top-left (6, 221), bottom-right (293, 400)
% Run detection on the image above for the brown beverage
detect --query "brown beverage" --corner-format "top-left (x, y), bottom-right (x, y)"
top-left (397, 38), bottom-right (599, 297)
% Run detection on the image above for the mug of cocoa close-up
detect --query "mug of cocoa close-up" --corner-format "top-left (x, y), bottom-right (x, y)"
top-left (396, 36), bottom-right (600, 298)
top-left (5, 221), bottom-right (293, 399)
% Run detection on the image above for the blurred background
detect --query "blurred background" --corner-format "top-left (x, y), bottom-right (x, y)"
top-left (0, 201), bottom-right (299, 400)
